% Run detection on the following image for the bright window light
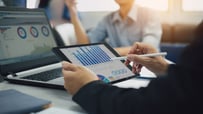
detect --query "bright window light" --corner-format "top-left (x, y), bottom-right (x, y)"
top-left (26, 0), bottom-right (39, 9)
top-left (136, 0), bottom-right (168, 11)
top-left (77, 0), bottom-right (168, 12)
top-left (77, 0), bottom-right (118, 11)
top-left (182, 0), bottom-right (203, 11)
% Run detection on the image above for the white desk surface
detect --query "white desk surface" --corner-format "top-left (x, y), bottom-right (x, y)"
top-left (0, 67), bottom-right (155, 113)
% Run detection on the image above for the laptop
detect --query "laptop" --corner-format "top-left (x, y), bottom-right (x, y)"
top-left (0, 7), bottom-right (65, 89)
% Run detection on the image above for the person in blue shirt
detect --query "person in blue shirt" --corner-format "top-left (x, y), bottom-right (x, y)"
top-left (39, 1), bottom-right (70, 20)
top-left (39, 0), bottom-right (80, 27)
top-left (61, 20), bottom-right (203, 114)
top-left (65, 0), bottom-right (162, 56)
top-left (39, 0), bottom-right (71, 26)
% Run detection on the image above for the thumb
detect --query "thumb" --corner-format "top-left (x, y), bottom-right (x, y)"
top-left (62, 61), bottom-right (77, 71)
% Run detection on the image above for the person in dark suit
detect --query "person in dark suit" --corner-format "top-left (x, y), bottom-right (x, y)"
top-left (61, 21), bottom-right (203, 114)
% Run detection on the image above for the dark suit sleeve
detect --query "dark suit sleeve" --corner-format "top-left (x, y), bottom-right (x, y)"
top-left (72, 65), bottom-right (190, 114)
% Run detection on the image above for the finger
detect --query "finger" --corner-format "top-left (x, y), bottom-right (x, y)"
top-left (127, 54), bottom-right (147, 65)
top-left (132, 63), bottom-right (141, 73)
top-left (125, 59), bottom-right (131, 66)
top-left (136, 64), bottom-right (143, 73)
top-left (128, 43), bottom-right (139, 54)
top-left (126, 51), bottom-right (142, 66)
top-left (132, 62), bottom-right (137, 73)
top-left (126, 43), bottom-right (143, 65)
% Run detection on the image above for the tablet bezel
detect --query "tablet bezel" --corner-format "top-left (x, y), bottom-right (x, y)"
top-left (52, 43), bottom-right (139, 84)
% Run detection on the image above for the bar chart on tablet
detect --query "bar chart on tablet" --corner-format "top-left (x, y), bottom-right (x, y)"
top-left (72, 46), bottom-right (111, 66)
top-left (59, 44), bottom-right (135, 82)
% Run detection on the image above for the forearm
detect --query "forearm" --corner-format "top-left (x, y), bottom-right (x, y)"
top-left (73, 72), bottom-right (182, 114)
top-left (68, 7), bottom-right (89, 44)
top-left (73, 81), bottom-right (140, 114)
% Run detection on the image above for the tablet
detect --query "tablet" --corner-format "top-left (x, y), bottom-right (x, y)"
top-left (52, 43), bottom-right (138, 84)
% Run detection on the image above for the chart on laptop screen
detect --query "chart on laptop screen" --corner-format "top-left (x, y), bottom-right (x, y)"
top-left (59, 44), bottom-right (135, 83)
top-left (0, 10), bottom-right (57, 65)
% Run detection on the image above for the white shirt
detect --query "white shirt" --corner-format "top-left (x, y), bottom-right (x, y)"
top-left (88, 4), bottom-right (162, 49)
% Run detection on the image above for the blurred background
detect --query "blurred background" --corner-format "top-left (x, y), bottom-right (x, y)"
top-left (1, 0), bottom-right (203, 63)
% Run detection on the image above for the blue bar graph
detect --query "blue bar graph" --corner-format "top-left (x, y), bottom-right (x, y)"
top-left (73, 46), bottom-right (111, 66)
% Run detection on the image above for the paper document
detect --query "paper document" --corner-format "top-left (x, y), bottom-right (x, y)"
top-left (36, 107), bottom-right (87, 114)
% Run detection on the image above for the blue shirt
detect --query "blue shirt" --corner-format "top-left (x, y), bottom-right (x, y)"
top-left (88, 5), bottom-right (162, 49)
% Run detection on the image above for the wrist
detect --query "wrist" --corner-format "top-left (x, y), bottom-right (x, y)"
top-left (158, 61), bottom-right (169, 75)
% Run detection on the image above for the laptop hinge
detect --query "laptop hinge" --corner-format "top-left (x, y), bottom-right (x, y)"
top-left (7, 72), bottom-right (18, 77)
top-left (0, 74), bottom-right (4, 82)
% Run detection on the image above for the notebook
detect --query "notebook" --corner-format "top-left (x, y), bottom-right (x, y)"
top-left (0, 89), bottom-right (51, 114)
top-left (52, 43), bottom-right (137, 84)
top-left (0, 7), bottom-right (65, 89)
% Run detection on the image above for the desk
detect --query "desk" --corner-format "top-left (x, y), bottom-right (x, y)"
top-left (0, 66), bottom-right (155, 113)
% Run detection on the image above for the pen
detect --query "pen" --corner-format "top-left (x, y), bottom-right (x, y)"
top-left (111, 52), bottom-right (167, 60)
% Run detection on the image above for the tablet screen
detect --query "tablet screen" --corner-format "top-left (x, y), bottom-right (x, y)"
top-left (54, 43), bottom-right (135, 83)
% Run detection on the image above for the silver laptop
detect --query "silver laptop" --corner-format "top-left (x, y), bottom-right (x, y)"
top-left (0, 7), bottom-right (65, 89)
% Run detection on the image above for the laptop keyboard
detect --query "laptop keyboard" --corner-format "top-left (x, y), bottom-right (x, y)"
top-left (21, 68), bottom-right (62, 82)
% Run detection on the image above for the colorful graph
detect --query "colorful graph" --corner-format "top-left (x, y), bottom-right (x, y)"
top-left (30, 26), bottom-right (39, 38)
top-left (17, 27), bottom-right (27, 39)
top-left (72, 46), bottom-right (111, 66)
top-left (97, 74), bottom-right (110, 83)
top-left (41, 26), bottom-right (49, 37)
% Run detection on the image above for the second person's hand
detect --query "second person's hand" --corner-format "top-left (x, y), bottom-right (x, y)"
top-left (125, 42), bottom-right (169, 75)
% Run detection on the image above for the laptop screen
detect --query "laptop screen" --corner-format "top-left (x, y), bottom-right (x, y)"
top-left (0, 8), bottom-right (58, 76)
